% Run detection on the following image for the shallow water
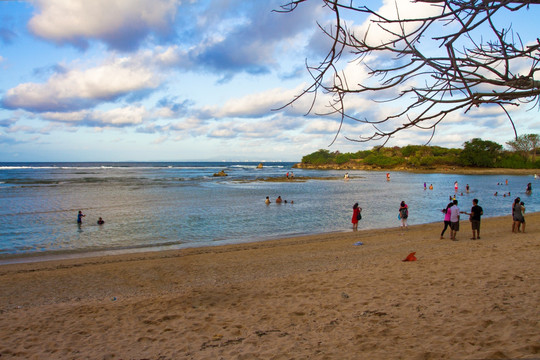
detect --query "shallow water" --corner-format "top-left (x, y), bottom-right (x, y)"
top-left (0, 162), bottom-right (538, 261)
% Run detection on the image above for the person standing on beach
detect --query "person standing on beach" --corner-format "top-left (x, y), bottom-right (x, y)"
top-left (467, 199), bottom-right (483, 239)
top-left (440, 202), bottom-right (453, 239)
top-left (449, 200), bottom-right (460, 240)
top-left (512, 197), bottom-right (521, 232)
top-left (520, 201), bottom-right (526, 233)
top-left (512, 197), bottom-right (525, 233)
top-left (352, 202), bottom-right (362, 231)
top-left (77, 210), bottom-right (85, 225)
top-left (399, 201), bottom-right (408, 229)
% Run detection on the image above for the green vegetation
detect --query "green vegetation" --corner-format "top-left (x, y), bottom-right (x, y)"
top-left (300, 136), bottom-right (540, 169)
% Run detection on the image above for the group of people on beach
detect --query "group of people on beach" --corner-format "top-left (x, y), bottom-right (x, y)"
top-left (351, 178), bottom-right (531, 240)
top-left (439, 199), bottom-right (483, 240)
top-left (77, 211), bottom-right (104, 226)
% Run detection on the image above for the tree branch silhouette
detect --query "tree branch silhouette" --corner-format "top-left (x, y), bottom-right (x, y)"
top-left (276, 0), bottom-right (540, 146)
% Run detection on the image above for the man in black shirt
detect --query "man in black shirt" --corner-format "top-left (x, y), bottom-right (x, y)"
top-left (468, 199), bottom-right (483, 240)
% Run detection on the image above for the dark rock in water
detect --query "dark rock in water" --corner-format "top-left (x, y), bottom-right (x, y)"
top-left (213, 170), bottom-right (228, 177)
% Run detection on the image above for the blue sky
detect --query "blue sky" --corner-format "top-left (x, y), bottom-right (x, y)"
top-left (0, 0), bottom-right (538, 162)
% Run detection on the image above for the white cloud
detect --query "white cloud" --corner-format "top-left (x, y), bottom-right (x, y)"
top-left (96, 106), bottom-right (147, 126)
top-left (235, 116), bottom-right (305, 138)
top-left (200, 83), bottom-right (351, 122)
top-left (200, 86), bottom-right (303, 119)
top-left (3, 55), bottom-right (161, 112)
top-left (154, 45), bottom-right (183, 67)
top-left (168, 117), bottom-right (204, 132)
top-left (41, 106), bottom-right (148, 127)
top-left (28, 0), bottom-right (179, 49)
top-left (351, 0), bottom-right (442, 48)
top-left (304, 119), bottom-right (341, 134)
top-left (208, 127), bottom-right (236, 138)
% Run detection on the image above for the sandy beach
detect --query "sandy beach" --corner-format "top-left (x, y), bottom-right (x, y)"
top-left (0, 213), bottom-right (539, 360)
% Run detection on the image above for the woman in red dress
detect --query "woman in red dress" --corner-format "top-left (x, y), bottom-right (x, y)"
top-left (352, 202), bottom-right (362, 231)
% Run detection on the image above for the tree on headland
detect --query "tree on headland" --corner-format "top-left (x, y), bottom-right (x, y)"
top-left (506, 133), bottom-right (540, 161)
top-left (277, 0), bottom-right (540, 146)
top-left (301, 149), bottom-right (336, 164)
top-left (459, 138), bottom-right (503, 167)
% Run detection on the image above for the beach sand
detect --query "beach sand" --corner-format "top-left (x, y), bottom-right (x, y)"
top-left (0, 213), bottom-right (539, 360)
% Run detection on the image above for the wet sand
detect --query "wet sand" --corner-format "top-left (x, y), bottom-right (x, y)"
top-left (0, 213), bottom-right (539, 359)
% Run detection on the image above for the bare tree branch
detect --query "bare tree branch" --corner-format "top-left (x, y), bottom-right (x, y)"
top-left (277, 0), bottom-right (540, 144)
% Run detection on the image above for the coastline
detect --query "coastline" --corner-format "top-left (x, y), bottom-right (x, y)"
top-left (293, 163), bottom-right (540, 175)
top-left (1, 213), bottom-right (538, 359)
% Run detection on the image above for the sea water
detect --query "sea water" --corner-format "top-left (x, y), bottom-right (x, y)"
top-left (0, 162), bottom-right (538, 262)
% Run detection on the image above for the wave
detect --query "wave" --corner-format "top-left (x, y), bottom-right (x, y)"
top-left (0, 166), bottom-right (58, 170)
top-left (0, 162), bottom-right (294, 171)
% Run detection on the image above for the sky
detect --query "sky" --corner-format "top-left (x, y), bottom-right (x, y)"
top-left (0, 0), bottom-right (538, 162)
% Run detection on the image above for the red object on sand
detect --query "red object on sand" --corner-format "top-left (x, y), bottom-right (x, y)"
top-left (403, 252), bottom-right (417, 262)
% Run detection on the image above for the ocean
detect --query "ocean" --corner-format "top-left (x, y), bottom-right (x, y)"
top-left (0, 162), bottom-right (538, 263)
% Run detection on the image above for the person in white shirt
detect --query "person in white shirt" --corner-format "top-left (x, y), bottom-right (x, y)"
top-left (449, 200), bottom-right (460, 241)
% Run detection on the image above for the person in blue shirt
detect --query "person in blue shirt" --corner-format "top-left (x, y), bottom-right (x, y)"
top-left (77, 210), bottom-right (85, 224)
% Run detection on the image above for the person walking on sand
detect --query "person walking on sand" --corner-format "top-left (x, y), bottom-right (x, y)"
top-left (352, 202), bottom-right (362, 231)
top-left (440, 202), bottom-right (453, 239)
top-left (77, 210), bottom-right (85, 225)
top-left (465, 199), bottom-right (483, 240)
top-left (449, 200), bottom-right (460, 241)
top-left (399, 201), bottom-right (408, 229)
